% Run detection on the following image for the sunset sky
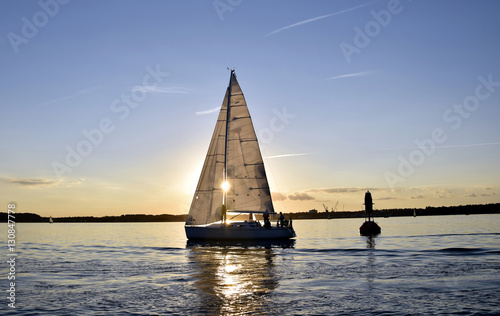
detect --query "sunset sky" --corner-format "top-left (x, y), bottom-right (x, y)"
top-left (1, 0), bottom-right (499, 217)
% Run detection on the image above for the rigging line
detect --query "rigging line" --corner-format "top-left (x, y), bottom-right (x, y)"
top-left (259, 143), bottom-right (287, 213)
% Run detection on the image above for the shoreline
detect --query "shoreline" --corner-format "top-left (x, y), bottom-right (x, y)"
top-left (2, 203), bottom-right (499, 223)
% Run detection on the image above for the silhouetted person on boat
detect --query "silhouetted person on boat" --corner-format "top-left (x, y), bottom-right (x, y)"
top-left (263, 212), bottom-right (271, 229)
top-left (278, 212), bottom-right (284, 227)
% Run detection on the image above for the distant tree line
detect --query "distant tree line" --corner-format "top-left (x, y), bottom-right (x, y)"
top-left (1, 213), bottom-right (187, 223)
top-left (2, 203), bottom-right (499, 223)
top-left (285, 203), bottom-right (500, 220)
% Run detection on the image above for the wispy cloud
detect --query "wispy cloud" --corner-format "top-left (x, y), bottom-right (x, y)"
top-left (271, 192), bottom-right (288, 201)
top-left (133, 84), bottom-right (190, 94)
top-left (264, 152), bottom-right (315, 159)
top-left (37, 85), bottom-right (104, 106)
top-left (195, 106), bottom-right (221, 115)
top-left (410, 194), bottom-right (425, 199)
top-left (288, 192), bottom-right (315, 201)
top-left (0, 177), bottom-right (61, 187)
top-left (378, 196), bottom-right (397, 200)
top-left (481, 192), bottom-right (496, 196)
top-left (435, 142), bottom-right (500, 149)
top-left (376, 141), bottom-right (500, 151)
top-left (308, 187), bottom-right (385, 194)
top-left (0, 177), bottom-right (85, 188)
top-left (265, 1), bottom-right (378, 37)
top-left (465, 191), bottom-right (496, 198)
top-left (325, 70), bottom-right (377, 81)
top-left (434, 189), bottom-right (454, 199)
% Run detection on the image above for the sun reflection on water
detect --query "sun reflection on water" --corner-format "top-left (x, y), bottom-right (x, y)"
top-left (217, 259), bottom-right (248, 299)
top-left (187, 240), bottom-right (294, 315)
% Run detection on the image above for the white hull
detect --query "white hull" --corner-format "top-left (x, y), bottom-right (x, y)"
top-left (185, 222), bottom-right (295, 240)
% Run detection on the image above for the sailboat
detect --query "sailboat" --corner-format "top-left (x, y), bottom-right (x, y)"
top-left (185, 70), bottom-right (296, 240)
top-left (49, 216), bottom-right (53, 224)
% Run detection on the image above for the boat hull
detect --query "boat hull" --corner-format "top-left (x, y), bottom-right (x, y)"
top-left (185, 223), bottom-right (296, 240)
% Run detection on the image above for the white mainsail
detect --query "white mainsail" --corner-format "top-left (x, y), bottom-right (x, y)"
top-left (186, 71), bottom-right (274, 226)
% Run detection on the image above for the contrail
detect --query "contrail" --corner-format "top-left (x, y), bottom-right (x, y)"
top-left (134, 85), bottom-right (190, 94)
top-left (436, 142), bottom-right (500, 149)
top-left (37, 85), bottom-right (103, 106)
top-left (325, 70), bottom-right (377, 80)
top-left (264, 152), bottom-right (315, 159)
top-left (375, 142), bottom-right (500, 151)
top-left (265, 1), bottom-right (378, 37)
top-left (195, 106), bottom-right (220, 115)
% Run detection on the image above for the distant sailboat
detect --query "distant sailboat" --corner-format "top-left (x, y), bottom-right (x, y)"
top-left (185, 70), bottom-right (296, 240)
top-left (49, 216), bottom-right (53, 224)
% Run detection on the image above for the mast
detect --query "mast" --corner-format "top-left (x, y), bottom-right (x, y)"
top-left (222, 69), bottom-right (234, 222)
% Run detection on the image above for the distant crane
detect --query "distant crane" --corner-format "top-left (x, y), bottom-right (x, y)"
top-left (324, 201), bottom-right (339, 219)
top-left (332, 201), bottom-right (339, 213)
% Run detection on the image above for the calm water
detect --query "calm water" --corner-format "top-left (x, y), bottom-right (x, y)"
top-left (1, 215), bottom-right (499, 315)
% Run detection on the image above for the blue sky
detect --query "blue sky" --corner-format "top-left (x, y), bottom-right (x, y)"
top-left (1, 0), bottom-right (499, 216)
